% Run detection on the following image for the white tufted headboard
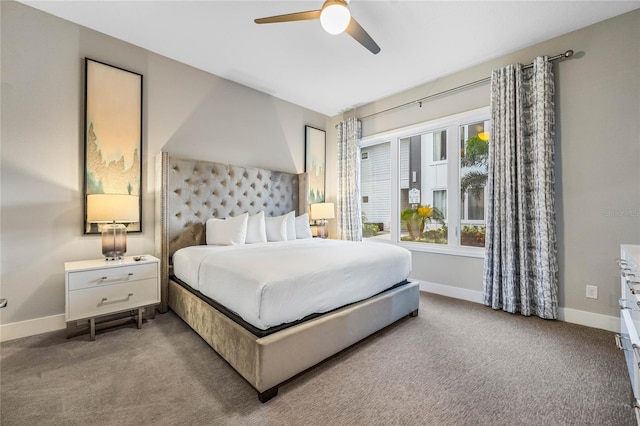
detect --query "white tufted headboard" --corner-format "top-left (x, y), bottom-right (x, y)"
top-left (155, 152), bottom-right (309, 312)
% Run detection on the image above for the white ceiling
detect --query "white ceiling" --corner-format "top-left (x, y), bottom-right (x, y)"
top-left (20, 0), bottom-right (640, 116)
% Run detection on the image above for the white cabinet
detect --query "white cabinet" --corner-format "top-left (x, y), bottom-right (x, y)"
top-left (65, 255), bottom-right (160, 340)
top-left (616, 244), bottom-right (640, 420)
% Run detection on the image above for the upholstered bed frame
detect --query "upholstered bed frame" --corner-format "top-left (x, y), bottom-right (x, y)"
top-left (155, 152), bottom-right (420, 402)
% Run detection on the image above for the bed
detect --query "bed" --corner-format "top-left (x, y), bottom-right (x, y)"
top-left (155, 152), bottom-right (419, 402)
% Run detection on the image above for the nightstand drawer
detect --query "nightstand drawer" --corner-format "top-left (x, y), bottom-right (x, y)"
top-left (68, 278), bottom-right (159, 321)
top-left (68, 263), bottom-right (157, 291)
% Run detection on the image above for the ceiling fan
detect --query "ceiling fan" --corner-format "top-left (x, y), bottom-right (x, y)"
top-left (254, 0), bottom-right (381, 54)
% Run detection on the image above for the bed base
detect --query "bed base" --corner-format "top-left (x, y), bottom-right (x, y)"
top-left (168, 278), bottom-right (420, 402)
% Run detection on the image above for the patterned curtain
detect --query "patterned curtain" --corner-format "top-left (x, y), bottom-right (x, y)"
top-left (483, 57), bottom-right (559, 319)
top-left (337, 117), bottom-right (363, 241)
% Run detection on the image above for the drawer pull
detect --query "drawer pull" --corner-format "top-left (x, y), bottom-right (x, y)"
top-left (626, 275), bottom-right (640, 284)
top-left (618, 258), bottom-right (637, 268)
top-left (100, 293), bottom-right (134, 305)
top-left (615, 334), bottom-right (639, 353)
top-left (626, 280), bottom-right (640, 294)
top-left (616, 334), bottom-right (624, 350)
top-left (98, 273), bottom-right (134, 284)
top-left (619, 299), bottom-right (640, 311)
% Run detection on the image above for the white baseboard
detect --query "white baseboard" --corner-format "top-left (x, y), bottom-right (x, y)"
top-left (557, 307), bottom-right (620, 333)
top-left (0, 314), bottom-right (66, 342)
top-left (415, 279), bottom-right (619, 333)
top-left (418, 280), bottom-right (484, 304)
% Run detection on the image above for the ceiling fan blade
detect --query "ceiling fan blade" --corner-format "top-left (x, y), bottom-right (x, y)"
top-left (345, 17), bottom-right (380, 54)
top-left (254, 10), bottom-right (321, 24)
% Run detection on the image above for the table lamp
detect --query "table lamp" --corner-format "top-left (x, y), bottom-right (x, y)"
top-left (309, 202), bottom-right (335, 239)
top-left (87, 194), bottom-right (139, 260)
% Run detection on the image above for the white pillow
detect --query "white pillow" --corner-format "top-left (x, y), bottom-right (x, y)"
top-left (206, 213), bottom-right (248, 245)
top-left (265, 214), bottom-right (288, 242)
top-left (285, 211), bottom-right (296, 240)
top-left (245, 211), bottom-right (267, 244)
top-left (295, 213), bottom-right (313, 239)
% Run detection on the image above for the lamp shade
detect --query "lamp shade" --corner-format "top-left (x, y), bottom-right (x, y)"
top-left (87, 194), bottom-right (139, 223)
top-left (310, 202), bottom-right (335, 220)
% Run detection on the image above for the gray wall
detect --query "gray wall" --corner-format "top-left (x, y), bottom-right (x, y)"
top-left (328, 9), bottom-right (640, 318)
top-left (0, 1), bottom-right (328, 325)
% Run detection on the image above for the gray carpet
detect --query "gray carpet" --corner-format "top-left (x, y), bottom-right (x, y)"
top-left (1, 293), bottom-right (636, 426)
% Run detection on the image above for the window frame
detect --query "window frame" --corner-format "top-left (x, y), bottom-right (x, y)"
top-left (359, 106), bottom-right (489, 258)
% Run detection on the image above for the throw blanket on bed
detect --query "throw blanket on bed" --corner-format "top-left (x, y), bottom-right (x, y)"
top-left (173, 239), bottom-right (411, 330)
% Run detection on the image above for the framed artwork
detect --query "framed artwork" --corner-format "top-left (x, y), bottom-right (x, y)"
top-left (305, 126), bottom-right (326, 204)
top-left (84, 58), bottom-right (143, 234)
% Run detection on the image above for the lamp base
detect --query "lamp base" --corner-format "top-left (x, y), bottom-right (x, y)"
top-left (102, 222), bottom-right (127, 260)
top-left (317, 219), bottom-right (328, 239)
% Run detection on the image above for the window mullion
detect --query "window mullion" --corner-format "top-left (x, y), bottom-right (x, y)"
top-left (447, 124), bottom-right (460, 247)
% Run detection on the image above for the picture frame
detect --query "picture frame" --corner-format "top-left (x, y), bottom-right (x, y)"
top-left (84, 58), bottom-right (143, 234)
top-left (305, 126), bottom-right (326, 204)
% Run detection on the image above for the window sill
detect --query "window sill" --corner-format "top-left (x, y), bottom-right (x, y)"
top-left (364, 237), bottom-right (485, 259)
top-left (400, 242), bottom-right (485, 258)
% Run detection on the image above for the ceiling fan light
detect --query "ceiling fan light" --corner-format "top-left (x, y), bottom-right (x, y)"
top-left (320, 4), bottom-right (351, 35)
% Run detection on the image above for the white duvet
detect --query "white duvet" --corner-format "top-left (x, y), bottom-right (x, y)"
top-left (172, 239), bottom-right (411, 330)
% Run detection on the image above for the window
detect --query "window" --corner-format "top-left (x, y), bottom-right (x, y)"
top-left (433, 190), bottom-right (447, 218)
top-left (397, 130), bottom-right (448, 245)
top-left (360, 107), bottom-right (489, 256)
top-left (459, 119), bottom-right (489, 247)
top-left (433, 131), bottom-right (447, 162)
top-left (360, 141), bottom-right (391, 238)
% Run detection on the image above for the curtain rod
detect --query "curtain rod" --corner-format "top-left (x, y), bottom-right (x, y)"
top-left (358, 49), bottom-right (574, 120)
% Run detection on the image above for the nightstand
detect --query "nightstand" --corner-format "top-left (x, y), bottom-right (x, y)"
top-left (65, 255), bottom-right (160, 341)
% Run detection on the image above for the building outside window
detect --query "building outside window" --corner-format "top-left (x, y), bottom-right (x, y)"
top-left (360, 141), bottom-right (391, 238)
